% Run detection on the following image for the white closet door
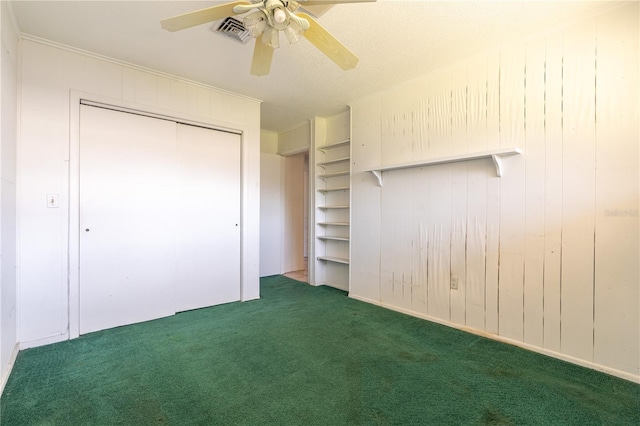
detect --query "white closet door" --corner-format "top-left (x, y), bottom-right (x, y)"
top-left (79, 105), bottom-right (177, 334)
top-left (175, 124), bottom-right (241, 312)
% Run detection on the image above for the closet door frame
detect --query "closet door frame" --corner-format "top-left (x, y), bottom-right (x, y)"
top-left (67, 91), bottom-right (249, 339)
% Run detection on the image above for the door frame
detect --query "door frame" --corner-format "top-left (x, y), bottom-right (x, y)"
top-left (68, 91), bottom-right (249, 339)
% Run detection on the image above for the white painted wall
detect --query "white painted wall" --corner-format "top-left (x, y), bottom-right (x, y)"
top-left (260, 129), bottom-right (278, 155)
top-left (17, 38), bottom-right (261, 348)
top-left (0, 1), bottom-right (19, 392)
top-left (350, 4), bottom-right (638, 382)
top-left (278, 122), bottom-right (310, 156)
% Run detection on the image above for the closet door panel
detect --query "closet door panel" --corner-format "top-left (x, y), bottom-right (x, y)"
top-left (175, 124), bottom-right (241, 312)
top-left (79, 105), bottom-right (177, 334)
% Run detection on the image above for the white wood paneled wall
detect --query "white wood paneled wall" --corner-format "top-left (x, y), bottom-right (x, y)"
top-left (1, 0), bottom-right (20, 393)
top-left (350, 4), bottom-right (638, 381)
top-left (17, 38), bottom-right (261, 347)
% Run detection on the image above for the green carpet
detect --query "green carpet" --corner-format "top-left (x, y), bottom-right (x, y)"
top-left (2, 276), bottom-right (638, 425)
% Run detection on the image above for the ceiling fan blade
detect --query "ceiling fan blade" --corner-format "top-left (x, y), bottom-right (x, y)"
top-left (298, 0), bottom-right (376, 5)
top-left (297, 12), bottom-right (359, 71)
top-left (161, 1), bottom-right (252, 32)
top-left (251, 38), bottom-right (275, 76)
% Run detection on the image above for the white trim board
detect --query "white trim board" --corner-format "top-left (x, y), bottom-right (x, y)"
top-left (0, 343), bottom-right (20, 396)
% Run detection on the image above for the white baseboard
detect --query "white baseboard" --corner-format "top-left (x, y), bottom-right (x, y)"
top-left (348, 293), bottom-right (640, 384)
top-left (19, 332), bottom-right (68, 350)
top-left (0, 342), bottom-right (20, 397)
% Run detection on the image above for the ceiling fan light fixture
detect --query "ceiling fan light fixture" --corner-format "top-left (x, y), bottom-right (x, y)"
top-left (273, 8), bottom-right (287, 24)
top-left (262, 26), bottom-right (280, 49)
top-left (243, 10), bottom-right (268, 37)
top-left (284, 20), bottom-right (303, 44)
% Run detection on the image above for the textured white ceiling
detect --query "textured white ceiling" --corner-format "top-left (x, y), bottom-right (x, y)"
top-left (9, 0), bottom-right (615, 132)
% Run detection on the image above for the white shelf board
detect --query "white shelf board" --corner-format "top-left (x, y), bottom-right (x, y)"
top-left (317, 156), bottom-right (350, 167)
top-left (317, 186), bottom-right (350, 193)
top-left (365, 147), bottom-right (523, 186)
top-left (317, 236), bottom-right (350, 242)
top-left (317, 256), bottom-right (350, 265)
top-left (317, 222), bottom-right (349, 226)
top-left (317, 139), bottom-right (350, 151)
top-left (318, 171), bottom-right (349, 179)
top-left (317, 205), bottom-right (349, 210)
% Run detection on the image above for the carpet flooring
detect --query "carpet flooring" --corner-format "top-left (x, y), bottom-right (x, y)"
top-left (1, 275), bottom-right (638, 425)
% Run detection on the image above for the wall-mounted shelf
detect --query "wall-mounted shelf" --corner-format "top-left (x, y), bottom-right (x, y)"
top-left (317, 256), bottom-right (350, 265)
top-left (317, 139), bottom-right (350, 151)
top-left (317, 222), bottom-right (349, 226)
top-left (365, 147), bottom-right (523, 186)
top-left (318, 236), bottom-right (350, 242)
top-left (317, 157), bottom-right (350, 167)
top-left (318, 171), bottom-right (349, 179)
top-left (317, 186), bottom-right (350, 193)
top-left (317, 205), bottom-right (349, 210)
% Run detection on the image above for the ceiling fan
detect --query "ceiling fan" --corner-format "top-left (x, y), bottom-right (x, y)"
top-left (161, 0), bottom-right (376, 76)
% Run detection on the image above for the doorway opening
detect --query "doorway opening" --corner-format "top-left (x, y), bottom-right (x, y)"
top-left (282, 151), bottom-right (309, 283)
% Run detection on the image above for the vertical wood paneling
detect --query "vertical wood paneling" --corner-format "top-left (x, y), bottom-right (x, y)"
top-left (466, 56), bottom-right (489, 330)
top-left (399, 171), bottom-right (414, 310)
top-left (98, 61), bottom-right (123, 99)
top-left (449, 65), bottom-right (468, 324)
top-left (156, 76), bottom-right (174, 111)
top-left (426, 166), bottom-right (452, 320)
top-left (425, 69), bottom-right (453, 320)
top-left (350, 99), bottom-right (382, 302)
top-left (561, 18), bottom-right (597, 361)
top-left (380, 171), bottom-right (398, 306)
top-left (187, 84), bottom-right (210, 118)
top-left (62, 50), bottom-right (85, 93)
top-left (484, 51), bottom-right (501, 334)
top-left (172, 80), bottom-right (188, 114)
top-left (523, 38), bottom-right (546, 347)
top-left (349, 3), bottom-right (639, 379)
top-left (381, 84), bottom-right (425, 165)
top-left (543, 31), bottom-right (563, 352)
top-left (121, 67), bottom-right (136, 102)
top-left (465, 162), bottom-right (488, 330)
top-left (593, 5), bottom-right (639, 374)
top-left (410, 169), bottom-right (430, 313)
top-left (427, 70), bottom-right (452, 158)
top-left (81, 57), bottom-right (102, 95)
top-left (19, 41), bottom-right (68, 341)
top-left (134, 71), bottom-right (156, 106)
top-left (498, 46), bottom-right (526, 341)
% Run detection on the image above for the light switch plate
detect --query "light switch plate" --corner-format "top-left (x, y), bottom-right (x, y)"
top-left (47, 193), bottom-right (59, 208)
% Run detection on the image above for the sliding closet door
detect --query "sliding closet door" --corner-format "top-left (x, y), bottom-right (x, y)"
top-left (79, 105), bottom-right (177, 334)
top-left (175, 124), bottom-right (241, 312)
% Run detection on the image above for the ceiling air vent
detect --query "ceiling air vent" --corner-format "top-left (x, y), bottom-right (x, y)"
top-left (213, 17), bottom-right (252, 44)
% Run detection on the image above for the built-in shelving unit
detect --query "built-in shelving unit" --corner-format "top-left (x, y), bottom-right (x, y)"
top-left (316, 256), bottom-right (350, 265)
top-left (365, 147), bottom-right (523, 186)
top-left (317, 157), bottom-right (350, 166)
top-left (312, 112), bottom-right (351, 292)
top-left (317, 236), bottom-right (350, 242)
top-left (317, 205), bottom-right (349, 210)
top-left (317, 186), bottom-right (350, 193)
top-left (318, 171), bottom-right (350, 179)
